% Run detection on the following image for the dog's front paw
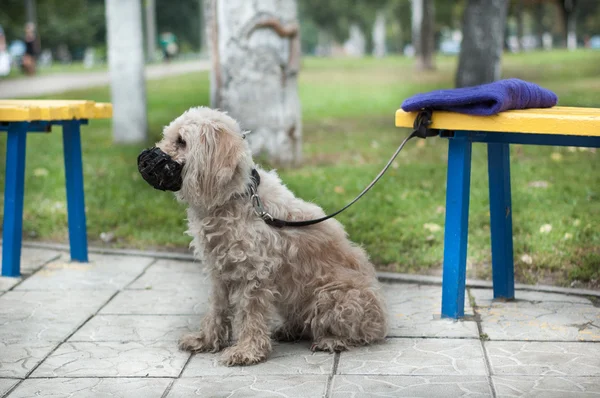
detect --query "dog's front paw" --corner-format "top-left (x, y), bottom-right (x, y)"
top-left (220, 343), bottom-right (270, 366)
top-left (311, 337), bottom-right (349, 353)
top-left (178, 332), bottom-right (226, 353)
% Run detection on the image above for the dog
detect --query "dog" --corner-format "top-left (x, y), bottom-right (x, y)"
top-left (138, 107), bottom-right (388, 366)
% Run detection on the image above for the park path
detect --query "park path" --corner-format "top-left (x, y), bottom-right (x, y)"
top-left (0, 59), bottom-right (210, 99)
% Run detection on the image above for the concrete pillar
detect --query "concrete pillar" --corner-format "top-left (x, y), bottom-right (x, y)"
top-left (106, 0), bottom-right (147, 143)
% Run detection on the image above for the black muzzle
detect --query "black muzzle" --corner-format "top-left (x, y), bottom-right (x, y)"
top-left (137, 147), bottom-right (184, 191)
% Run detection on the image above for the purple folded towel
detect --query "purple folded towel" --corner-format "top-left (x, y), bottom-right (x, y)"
top-left (401, 78), bottom-right (558, 116)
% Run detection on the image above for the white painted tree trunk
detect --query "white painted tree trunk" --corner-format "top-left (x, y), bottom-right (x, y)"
top-left (106, 0), bottom-right (147, 143)
top-left (344, 24), bottom-right (366, 57)
top-left (411, 0), bottom-right (423, 56)
top-left (204, 0), bottom-right (302, 166)
top-left (567, 14), bottom-right (577, 50)
top-left (372, 11), bottom-right (387, 58)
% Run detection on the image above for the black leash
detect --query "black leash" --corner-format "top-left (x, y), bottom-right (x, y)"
top-left (251, 110), bottom-right (435, 228)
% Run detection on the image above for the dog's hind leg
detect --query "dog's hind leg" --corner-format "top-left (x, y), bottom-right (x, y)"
top-left (179, 278), bottom-right (231, 353)
top-left (310, 287), bottom-right (388, 353)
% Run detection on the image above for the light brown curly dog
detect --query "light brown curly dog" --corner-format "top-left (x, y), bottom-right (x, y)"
top-left (155, 107), bottom-right (388, 366)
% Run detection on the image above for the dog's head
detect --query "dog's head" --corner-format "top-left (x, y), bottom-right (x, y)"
top-left (138, 107), bottom-right (253, 208)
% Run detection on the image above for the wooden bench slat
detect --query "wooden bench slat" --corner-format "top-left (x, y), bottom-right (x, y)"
top-left (395, 106), bottom-right (600, 137)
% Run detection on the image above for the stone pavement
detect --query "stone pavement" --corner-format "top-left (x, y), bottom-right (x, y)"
top-left (0, 59), bottom-right (210, 99)
top-left (1, 247), bottom-right (599, 397)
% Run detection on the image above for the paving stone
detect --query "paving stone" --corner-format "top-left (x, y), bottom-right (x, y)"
top-left (100, 289), bottom-right (210, 315)
top-left (15, 254), bottom-right (153, 290)
top-left (0, 247), bottom-right (62, 275)
top-left (0, 277), bottom-right (20, 291)
top-left (9, 378), bottom-right (172, 398)
top-left (383, 283), bottom-right (478, 338)
top-left (330, 375), bottom-right (493, 397)
top-left (493, 376), bottom-right (600, 397)
top-left (167, 375), bottom-right (328, 398)
top-left (0, 290), bottom-right (115, 343)
top-left (471, 289), bottom-right (600, 341)
top-left (486, 341), bottom-right (600, 376)
top-left (0, 378), bottom-right (19, 396)
top-left (136, 259), bottom-right (203, 274)
top-left (0, 341), bottom-right (59, 378)
top-left (471, 289), bottom-right (594, 305)
top-left (181, 341), bottom-right (334, 377)
top-left (337, 338), bottom-right (488, 376)
top-left (128, 270), bottom-right (210, 291)
top-left (70, 315), bottom-right (202, 342)
top-left (32, 341), bottom-right (190, 377)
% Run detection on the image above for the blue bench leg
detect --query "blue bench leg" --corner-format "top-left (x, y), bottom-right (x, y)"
top-left (2, 122), bottom-right (28, 277)
top-left (62, 121), bottom-right (89, 262)
top-left (487, 143), bottom-right (515, 299)
top-left (441, 134), bottom-right (472, 319)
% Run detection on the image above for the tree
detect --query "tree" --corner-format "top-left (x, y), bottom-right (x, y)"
top-left (106, 0), bottom-right (147, 143)
top-left (456, 0), bottom-right (508, 88)
top-left (412, 0), bottom-right (435, 70)
top-left (557, 0), bottom-right (578, 50)
top-left (204, 0), bottom-right (302, 166)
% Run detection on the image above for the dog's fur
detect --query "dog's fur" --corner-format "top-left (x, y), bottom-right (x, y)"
top-left (156, 107), bottom-right (388, 366)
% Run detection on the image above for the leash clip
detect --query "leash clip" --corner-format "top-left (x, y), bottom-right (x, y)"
top-left (413, 109), bottom-right (436, 139)
top-left (251, 191), bottom-right (274, 222)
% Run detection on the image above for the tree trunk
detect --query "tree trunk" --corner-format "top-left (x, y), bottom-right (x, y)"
top-left (534, 3), bottom-right (545, 50)
top-left (144, 0), bottom-right (157, 60)
top-left (515, 0), bottom-right (524, 52)
top-left (566, 2), bottom-right (577, 50)
top-left (106, 0), bottom-right (147, 143)
top-left (204, 0), bottom-right (302, 166)
top-left (411, 0), bottom-right (423, 56)
top-left (558, 0), bottom-right (578, 50)
top-left (455, 0), bottom-right (508, 88)
top-left (372, 11), bottom-right (386, 58)
top-left (418, 0), bottom-right (435, 70)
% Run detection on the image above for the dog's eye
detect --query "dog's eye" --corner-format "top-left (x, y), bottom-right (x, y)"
top-left (177, 136), bottom-right (186, 147)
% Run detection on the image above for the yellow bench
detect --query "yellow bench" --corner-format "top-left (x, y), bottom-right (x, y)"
top-left (395, 106), bottom-right (600, 319)
top-left (1, 100), bottom-right (112, 277)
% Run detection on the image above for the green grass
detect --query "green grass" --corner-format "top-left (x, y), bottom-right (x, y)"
top-left (1, 50), bottom-right (599, 287)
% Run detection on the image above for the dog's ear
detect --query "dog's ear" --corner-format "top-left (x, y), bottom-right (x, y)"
top-left (210, 129), bottom-right (242, 186)
top-left (181, 121), bottom-right (244, 206)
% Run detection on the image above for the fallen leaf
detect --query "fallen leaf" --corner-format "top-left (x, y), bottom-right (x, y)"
top-left (416, 139), bottom-right (426, 148)
top-left (528, 180), bottom-right (549, 189)
top-left (573, 219), bottom-right (581, 227)
top-left (424, 223), bottom-right (442, 232)
top-left (33, 167), bottom-right (49, 177)
top-left (564, 233), bottom-right (573, 240)
top-left (100, 232), bottom-right (115, 243)
top-left (539, 224), bottom-right (553, 234)
top-left (550, 152), bottom-right (562, 162)
top-left (436, 206), bottom-right (445, 214)
top-left (520, 254), bottom-right (533, 264)
top-left (334, 186), bottom-right (345, 194)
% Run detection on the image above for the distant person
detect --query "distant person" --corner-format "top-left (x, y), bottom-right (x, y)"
top-left (0, 24), bottom-right (10, 77)
top-left (22, 22), bottom-right (40, 75)
top-left (159, 32), bottom-right (178, 63)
